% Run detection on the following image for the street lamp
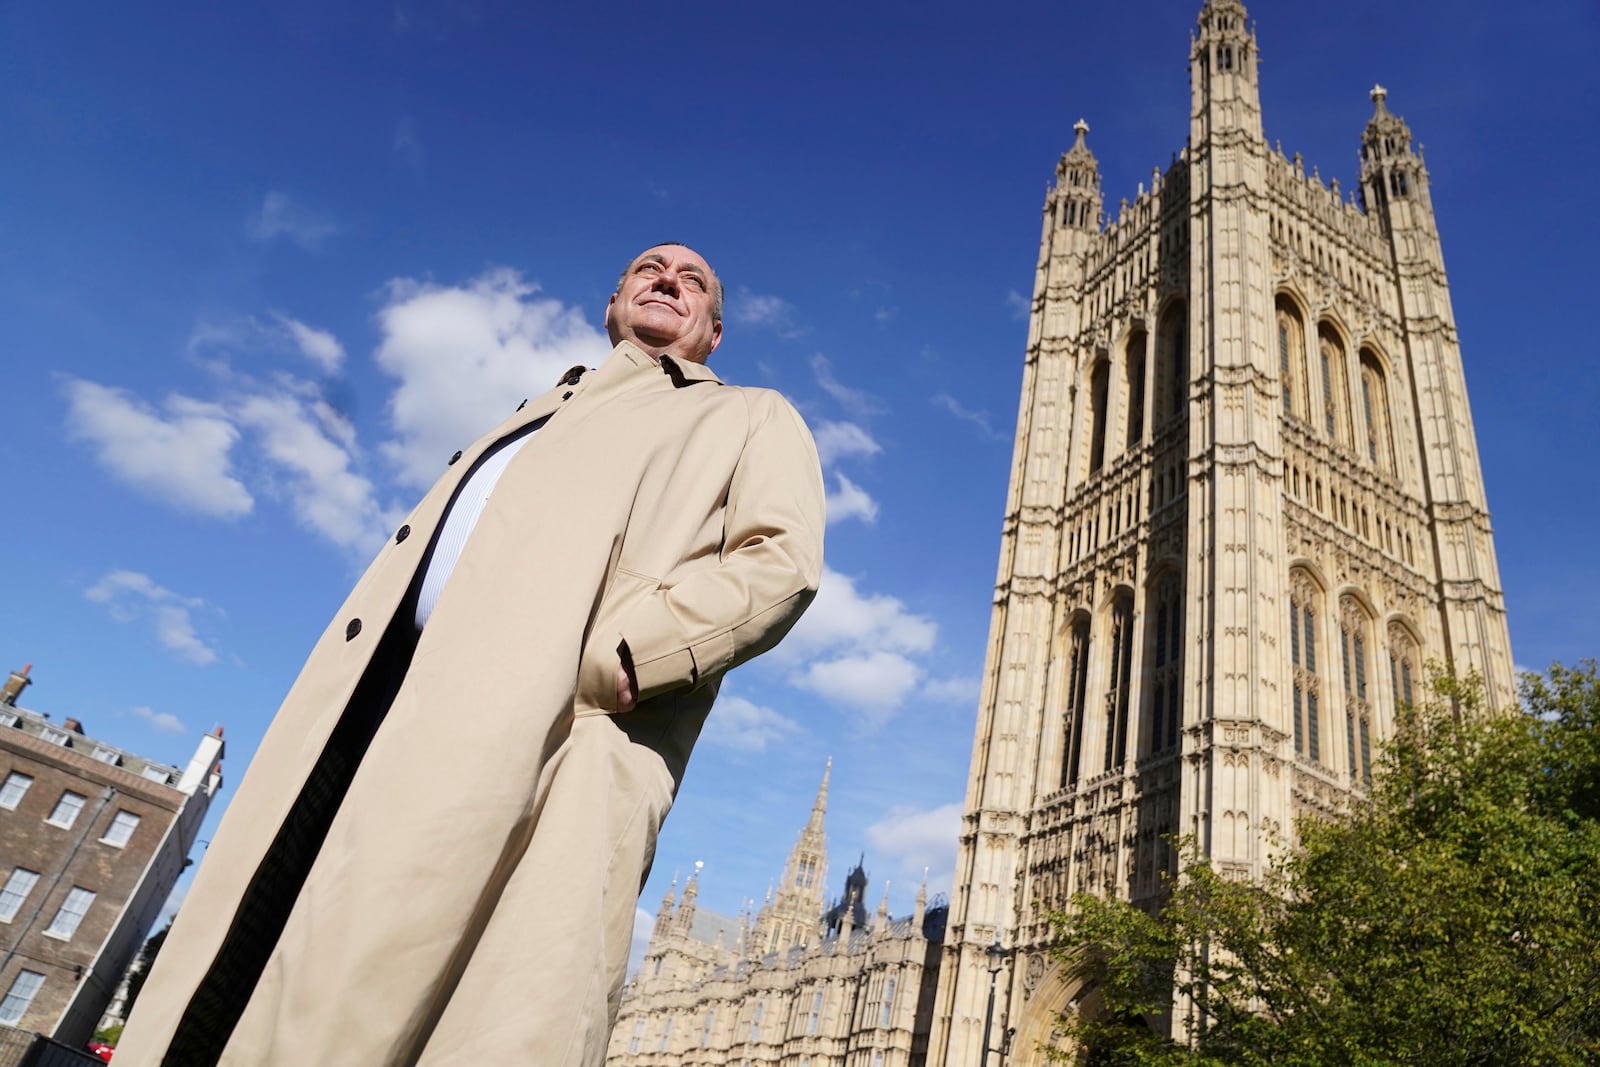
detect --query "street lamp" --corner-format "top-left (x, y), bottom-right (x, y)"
top-left (980, 936), bottom-right (1014, 1066)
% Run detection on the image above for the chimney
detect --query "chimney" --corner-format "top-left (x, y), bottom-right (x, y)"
top-left (1, 664), bottom-right (32, 706)
top-left (63, 718), bottom-right (85, 734)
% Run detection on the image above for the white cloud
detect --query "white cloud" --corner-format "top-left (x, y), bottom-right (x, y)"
top-left (131, 704), bottom-right (187, 734)
top-left (85, 571), bottom-right (221, 666)
top-left (276, 315), bottom-right (345, 374)
top-left (922, 675), bottom-right (981, 705)
top-left (779, 569), bottom-right (939, 722)
top-left (374, 268), bottom-right (612, 489)
top-left (811, 354), bottom-right (884, 417)
top-left (250, 192), bottom-right (338, 250)
top-left (864, 802), bottom-right (962, 894)
top-left (731, 288), bottom-right (803, 337)
top-left (932, 392), bottom-right (1004, 442)
top-left (874, 306), bottom-right (898, 323)
top-left (791, 650), bottom-right (922, 719)
top-left (1006, 289), bottom-right (1031, 320)
top-left (813, 421), bottom-right (881, 467)
top-left (826, 472), bottom-right (878, 526)
top-left (784, 567), bottom-right (937, 660)
top-left (65, 380), bottom-right (253, 519)
top-left (236, 391), bottom-right (387, 551)
top-left (700, 694), bottom-right (803, 752)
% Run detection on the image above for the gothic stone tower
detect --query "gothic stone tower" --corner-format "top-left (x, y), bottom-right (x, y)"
top-left (928, 2), bottom-right (1514, 1062)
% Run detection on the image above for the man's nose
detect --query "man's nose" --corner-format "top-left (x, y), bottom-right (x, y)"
top-left (651, 268), bottom-right (680, 294)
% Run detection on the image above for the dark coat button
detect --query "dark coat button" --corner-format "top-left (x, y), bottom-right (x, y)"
top-left (448, 450), bottom-right (463, 465)
top-left (395, 524), bottom-right (410, 544)
top-left (516, 398), bottom-right (528, 411)
top-left (562, 391), bottom-right (573, 400)
top-left (345, 618), bottom-right (362, 641)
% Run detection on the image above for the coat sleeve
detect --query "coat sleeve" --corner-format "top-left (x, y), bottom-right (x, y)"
top-left (620, 391), bottom-right (826, 702)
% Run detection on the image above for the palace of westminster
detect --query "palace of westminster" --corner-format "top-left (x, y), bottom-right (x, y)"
top-left (606, 1), bottom-right (1513, 1064)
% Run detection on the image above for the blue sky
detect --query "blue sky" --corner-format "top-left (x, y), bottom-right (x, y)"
top-left (3, 0), bottom-right (1597, 958)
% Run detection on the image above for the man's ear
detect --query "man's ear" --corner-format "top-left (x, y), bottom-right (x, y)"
top-left (603, 293), bottom-right (616, 331)
top-left (708, 319), bottom-right (723, 355)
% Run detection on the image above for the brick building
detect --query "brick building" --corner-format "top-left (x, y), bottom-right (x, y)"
top-left (0, 666), bottom-right (223, 1048)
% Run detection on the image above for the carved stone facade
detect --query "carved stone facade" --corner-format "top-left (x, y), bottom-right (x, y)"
top-left (926, 2), bottom-right (1514, 1063)
top-left (607, 765), bottom-right (949, 1067)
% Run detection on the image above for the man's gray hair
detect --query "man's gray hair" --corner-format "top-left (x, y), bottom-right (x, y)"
top-left (615, 242), bottom-right (724, 323)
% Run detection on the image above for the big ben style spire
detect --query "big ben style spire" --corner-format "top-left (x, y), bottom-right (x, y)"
top-left (751, 760), bottom-right (831, 956)
top-left (927, 2), bottom-right (1514, 1062)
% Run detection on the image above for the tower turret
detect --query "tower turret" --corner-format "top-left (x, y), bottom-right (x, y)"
top-left (1052, 120), bottom-right (1102, 237)
top-left (1357, 86), bottom-right (1514, 704)
top-left (1359, 85), bottom-right (1434, 228)
top-left (652, 874), bottom-right (678, 942)
top-left (674, 861), bottom-right (701, 936)
top-left (751, 761), bottom-right (832, 957)
top-left (1190, 0), bottom-right (1262, 141)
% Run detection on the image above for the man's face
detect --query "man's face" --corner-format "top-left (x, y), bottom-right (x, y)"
top-left (605, 244), bottom-right (723, 364)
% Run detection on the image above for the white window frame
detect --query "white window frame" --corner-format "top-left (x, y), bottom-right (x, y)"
top-left (91, 746), bottom-right (122, 766)
top-left (39, 727), bottom-right (70, 747)
top-left (0, 868), bottom-right (40, 923)
top-left (45, 790), bottom-right (87, 829)
top-left (0, 970), bottom-right (44, 1025)
top-left (43, 886), bottom-right (95, 940)
top-left (0, 712), bottom-right (18, 728)
top-left (141, 766), bottom-right (171, 785)
top-left (100, 810), bottom-right (141, 848)
top-left (0, 772), bottom-right (33, 810)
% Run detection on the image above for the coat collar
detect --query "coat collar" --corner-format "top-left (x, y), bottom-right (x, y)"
top-left (612, 339), bottom-right (725, 386)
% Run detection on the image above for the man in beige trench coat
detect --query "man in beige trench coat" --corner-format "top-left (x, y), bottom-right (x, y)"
top-left (115, 243), bottom-right (826, 1066)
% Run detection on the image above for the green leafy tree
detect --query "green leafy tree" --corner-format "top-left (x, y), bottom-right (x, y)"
top-left (1047, 665), bottom-right (1600, 1066)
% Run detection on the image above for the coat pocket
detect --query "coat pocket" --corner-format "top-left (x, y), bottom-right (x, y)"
top-left (574, 567), bottom-right (663, 716)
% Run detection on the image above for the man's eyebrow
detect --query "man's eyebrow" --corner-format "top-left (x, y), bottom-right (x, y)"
top-left (635, 253), bottom-right (709, 279)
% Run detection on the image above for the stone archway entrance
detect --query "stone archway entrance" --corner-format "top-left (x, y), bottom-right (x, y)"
top-left (1001, 954), bottom-right (1100, 1067)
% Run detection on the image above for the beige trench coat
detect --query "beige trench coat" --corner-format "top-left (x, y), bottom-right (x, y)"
top-left (116, 341), bottom-right (826, 1066)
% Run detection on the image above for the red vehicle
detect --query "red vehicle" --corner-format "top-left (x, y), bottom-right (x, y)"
top-left (86, 1042), bottom-right (115, 1062)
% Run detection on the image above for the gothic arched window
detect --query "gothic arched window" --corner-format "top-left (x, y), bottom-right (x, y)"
top-left (1146, 572), bottom-right (1184, 755)
top-left (1125, 329), bottom-right (1148, 449)
top-left (1103, 594), bottom-right (1136, 771)
top-left (1319, 325), bottom-right (1351, 446)
top-left (1277, 299), bottom-right (1308, 422)
top-left (1339, 596), bottom-right (1373, 786)
top-left (1088, 360), bottom-right (1110, 474)
top-left (1360, 351), bottom-right (1396, 474)
top-left (1289, 570), bottom-right (1323, 764)
top-left (1388, 622), bottom-right (1419, 712)
top-left (1158, 304), bottom-right (1187, 422)
top-left (1060, 618), bottom-right (1092, 789)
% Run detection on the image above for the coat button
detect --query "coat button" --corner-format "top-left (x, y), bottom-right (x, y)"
top-left (448, 450), bottom-right (463, 465)
top-left (395, 524), bottom-right (410, 544)
top-left (562, 391), bottom-right (573, 400)
top-left (516, 398), bottom-right (528, 411)
top-left (345, 618), bottom-right (362, 641)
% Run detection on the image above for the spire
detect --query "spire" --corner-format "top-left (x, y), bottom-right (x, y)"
top-left (1051, 119), bottom-right (1102, 234)
top-left (806, 756), bottom-right (831, 836)
top-left (661, 872), bottom-right (678, 914)
top-left (751, 761), bottom-right (833, 958)
top-left (675, 860), bottom-right (702, 935)
top-left (1359, 84), bottom-right (1431, 221)
top-left (913, 867), bottom-right (928, 929)
top-left (876, 880), bottom-right (892, 938)
top-left (653, 872), bottom-right (679, 940)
